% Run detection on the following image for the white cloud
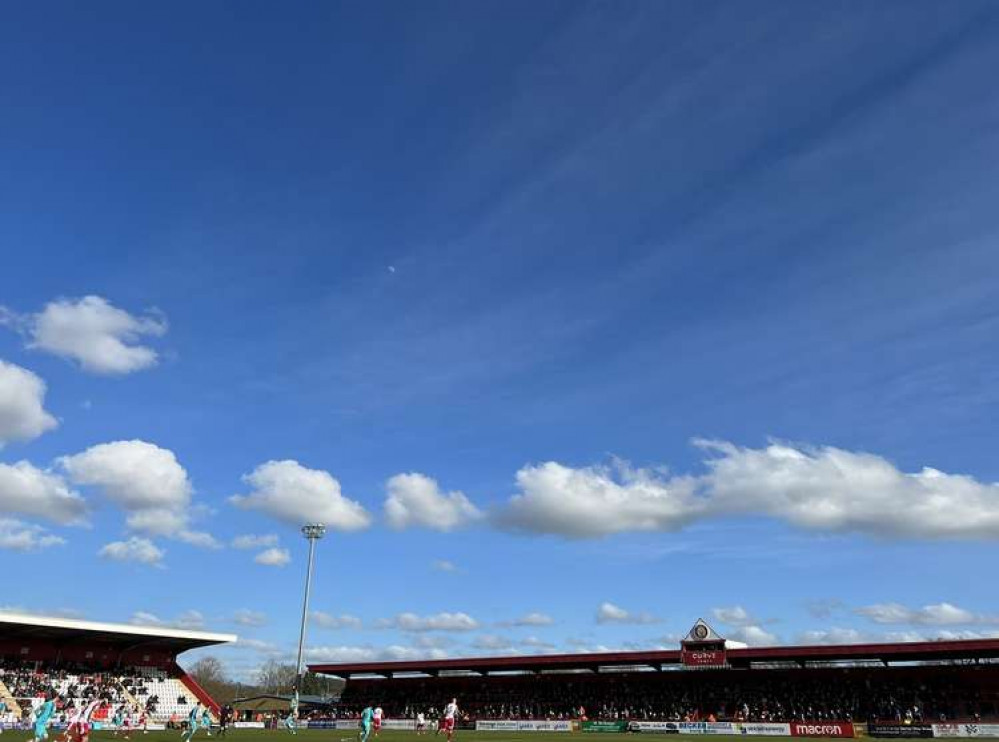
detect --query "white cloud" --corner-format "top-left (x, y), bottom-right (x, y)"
top-left (99, 537), bottom-right (165, 566)
top-left (176, 530), bottom-right (222, 549)
top-left (0, 460), bottom-right (87, 525)
top-left (305, 644), bottom-right (450, 663)
top-left (130, 609), bottom-right (204, 629)
top-left (520, 636), bottom-right (557, 650)
top-left (798, 627), bottom-right (867, 645)
top-left (0, 360), bottom-right (58, 445)
top-left (432, 559), bottom-right (459, 573)
top-left (499, 460), bottom-right (699, 538)
top-left (856, 602), bottom-right (986, 626)
top-left (411, 635), bottom-right (454, 650)
top-left (799, 626), bottom-right (999, 645)
top-left (123, 507), bottom-right (188, 535)
top-left (61, 440), bottom-right (190, 512)
top-left (497, 440), bottom-right (999, 540)
top-left (130, 611), bottom-right (165, 626)
top-left (712, 606), bottom-right (754, 626)
top-left (929, 629), bottom-right (999, 641)
top-left (726, 625), bottom-right (779, 646)
top-left (60, 440), bottom-right (217, 547)
top-left (175, 610), bottom-right (205, 629)
top-left (376, 612), bottom-right (479, 632)
top-left (232, 534), bottom-right (279, 550)
top-left (233, 638), bottom-right (282, 654)
top-left (231, 460), bottom-right (371, 531)
top-left (595, 602), bottom-right (659, 625)
top-left (254, 547), bottom-right (291, 567)
top-left (508, 612), bottom-right (555, 627)
top-left (697, 439), bottom-right (999, 540)
top-left (233, 609), bottom-right (267, 627)
top-left (301, 646), bottom-right (376, 663)
top-left (805, 599), bottom-right (844, 619)
top-left (0, 605), bottom-right (83, 618)
top-left (311, 611), bottom-right (363, 630)
top-left (561, 639), bottom-right (620, 654)
top-left (596, 602), bottom-right (628, 622)
top-left (7, 296), bottom-right (167, 375)
top-left (0, 518), bottom-right (65, 551)
top-left (384, 473), bottom-right (482, 531)
top-left (472, 634), bottom-right (514, 651)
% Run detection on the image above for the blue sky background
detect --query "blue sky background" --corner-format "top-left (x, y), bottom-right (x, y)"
top-left (2, 1), bottom-right (999, 679)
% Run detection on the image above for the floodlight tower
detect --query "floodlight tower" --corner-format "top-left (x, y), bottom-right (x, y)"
top-left (294, 523), bottom-right (326, 697)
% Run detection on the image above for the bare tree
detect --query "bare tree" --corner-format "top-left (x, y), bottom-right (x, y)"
top-left (256, 659), bottom-right (297, 693)
top-left (188, 656), bottom-right (243, 704)
top-left (190, 657), bottom-right (227, 685)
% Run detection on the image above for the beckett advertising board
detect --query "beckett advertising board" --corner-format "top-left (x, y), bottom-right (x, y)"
top-left (790, 722), bottom-right (855, 738)
top-left (870, 723), bottom-right (934, 738)
top-left (583, 721), bottom-right (630, 733)
top-left (477, 721), bottom-right (520, 732)
top-left (477, 720), bottom-right (572, 732)
top-left (741, 723), bottom-right (793, 736)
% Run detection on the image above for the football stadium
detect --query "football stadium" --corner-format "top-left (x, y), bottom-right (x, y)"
top-left (4, 612), bottom-right (999, 742)
top-left (4, 6), bottom-right (999, 742)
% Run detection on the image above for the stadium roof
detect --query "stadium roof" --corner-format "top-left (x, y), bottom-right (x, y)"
top-left (310, 638), bottom-right (999, 678)
top-left (0, 612), bottom-right (236, 653)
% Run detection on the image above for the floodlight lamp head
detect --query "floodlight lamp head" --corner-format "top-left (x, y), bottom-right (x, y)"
top-left (302, 523), bottom-right (327, 539)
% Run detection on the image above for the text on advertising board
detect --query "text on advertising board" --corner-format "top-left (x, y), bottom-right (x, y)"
top-left (790, 722), bottom-right (855, 737)
top-left (869, 723), bottom-right (934, 738)
top-left (682, 650), bottom-right (727, 667)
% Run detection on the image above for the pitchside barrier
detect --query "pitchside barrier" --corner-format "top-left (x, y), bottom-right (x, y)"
top-left (477, 720), bottom-right (574, 732)
top-left (280, 719), bottom-right (999, 738)
top-left (578, 721), bottom-right (856, 737)
top-left (931, 725), bottom-right (999, 739)
top-left (868, 724), bottom-right (999, 739)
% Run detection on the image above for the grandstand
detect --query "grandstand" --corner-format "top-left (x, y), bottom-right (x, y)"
top-left (312, 620), bottom-right (999, 728)
top-left (0, 612), bottom-right (235, 728)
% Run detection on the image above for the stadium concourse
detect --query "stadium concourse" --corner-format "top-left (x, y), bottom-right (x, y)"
top-left (0, 612), bottom-right (235, 730)
top-left (312, 621), bottom-right (999, 739)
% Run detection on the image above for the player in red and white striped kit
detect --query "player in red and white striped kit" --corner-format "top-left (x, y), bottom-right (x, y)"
top-left (441, 699), bottom-right (458, 742)
top-left (65, 700), bottom-right (101, 742)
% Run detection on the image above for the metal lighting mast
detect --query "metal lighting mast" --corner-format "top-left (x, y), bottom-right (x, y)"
top-left (294, 523), bottom-right (326, 698)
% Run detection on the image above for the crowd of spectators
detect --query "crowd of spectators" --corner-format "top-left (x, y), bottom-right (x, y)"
top-left (0, 660), bottom-right (170, 718)
top-left (337, 666), bottom-right (999, 723)
top-left (0, 661), bottom-right (125, 704)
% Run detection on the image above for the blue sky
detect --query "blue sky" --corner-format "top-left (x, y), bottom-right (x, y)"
top-left (2, 1), bottom-right (999, 679)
